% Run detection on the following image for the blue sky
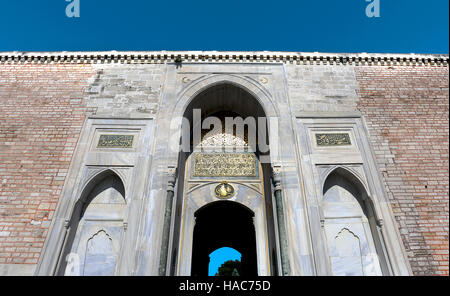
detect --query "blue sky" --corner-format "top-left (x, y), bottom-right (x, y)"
top-left (0, 0), bottom-right (448, 53)
top-left (209, 247), bottom-right (241, 276)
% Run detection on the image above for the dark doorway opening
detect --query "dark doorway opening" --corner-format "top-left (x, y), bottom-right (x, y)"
top-left (191, 201), bottom-right (258, 276)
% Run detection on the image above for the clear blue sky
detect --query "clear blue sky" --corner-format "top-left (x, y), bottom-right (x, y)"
top-left (209, 247), bottom-right (241, 276)
top-left (0, 0), bottom-right (448, 53)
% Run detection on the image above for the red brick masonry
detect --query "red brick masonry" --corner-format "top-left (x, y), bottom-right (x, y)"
top-left (356, 66), bottom-right (449, 275)
top-left (0, 64), bottom-right (95, 265)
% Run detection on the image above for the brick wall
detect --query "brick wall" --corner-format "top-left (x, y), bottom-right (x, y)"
top-left (0, 64), bottom-right (95, 267)
top-left (355, 66), bottom-right (449, 275)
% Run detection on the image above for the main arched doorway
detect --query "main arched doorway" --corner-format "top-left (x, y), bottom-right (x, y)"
top-left (191, 201), bottom-right (257, 276)
top-left (170, 82), bottom-right (279, 276)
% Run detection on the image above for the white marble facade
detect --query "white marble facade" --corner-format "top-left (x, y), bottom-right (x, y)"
top-left (64, 174), bottom-right (125, 276)
top-left (322, 172), bottom-right (383, 276)
top-left (32, 57), bottom-right (413, 276)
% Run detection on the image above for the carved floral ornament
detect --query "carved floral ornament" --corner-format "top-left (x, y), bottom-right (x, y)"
top-left (259, 77), bottom-right (268, 84)
top-left (199, 132), bottom-right (248, 148)
top-left (272, 166), bottom-right (282, 191)
top-left (196, 115), bottom-right (251, 148)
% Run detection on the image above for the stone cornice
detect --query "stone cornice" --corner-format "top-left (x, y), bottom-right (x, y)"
top-left (0, 51), bottom-right (448, 67)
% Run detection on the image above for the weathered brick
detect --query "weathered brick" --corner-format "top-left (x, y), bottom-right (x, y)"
top-left (356, 66), bottom-right (449, 276)
top-left (0, 64), bottom-right (95, 265)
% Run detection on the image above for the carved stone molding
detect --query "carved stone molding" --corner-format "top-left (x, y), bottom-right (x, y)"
top-left (272, 165), bottom-right (282, 191)
top-left (167, 166), bottom-right (177, 192)
top-left (82, 166), bottom-right (131, 197)
top-left (1, 51), bottom-right (447, 67)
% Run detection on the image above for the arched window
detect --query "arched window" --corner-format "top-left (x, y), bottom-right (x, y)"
top-left (59, 171), bottom-right (126, 276)
top-left (322, 168), bottom-right (385, 276)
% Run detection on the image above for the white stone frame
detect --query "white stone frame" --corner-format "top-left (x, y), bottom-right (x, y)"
top-left (320, 165), bottom-right (384, 275)
top-left (172, 74), bottom-right (278, 276)
top-left (35, 118), bottom-right (154, 275)
top-left (296, 114), bottom-right (412, 275)
top-left (150, 64), bottom-right (317, 276)
top-left (177, 179), bottom-right (270, 276)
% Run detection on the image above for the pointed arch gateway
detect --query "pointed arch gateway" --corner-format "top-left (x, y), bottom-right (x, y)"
top-left (56, 170), bottom-right (126, 276)
top-left (321, 167), bottom-right (390, 276)
top-left (168, 81), bottom-right (280, 276)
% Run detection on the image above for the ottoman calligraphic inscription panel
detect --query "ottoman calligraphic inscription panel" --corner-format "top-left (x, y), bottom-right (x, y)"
top-left (192, 153), bottom-right (257, 177)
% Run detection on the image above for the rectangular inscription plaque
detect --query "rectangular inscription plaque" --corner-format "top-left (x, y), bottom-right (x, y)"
top-left (315, 133), bottom-right (351, 146)
top-left (97, 135), bottom-right (134, 148)
top-left (193, 153), bottom-right (257, 177)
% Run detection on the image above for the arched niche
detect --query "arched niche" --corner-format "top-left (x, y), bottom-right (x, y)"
top-left (172, 74), bottom-right (279, 119)
top-left (166, 74), bottom-right (281, 166)
top-left (171, 82), bottom-right (278, 276)
top-left (321, 167), bottom-right (390, 276)
top-left (180, 83), bottom-right (269, 154)
top-left (57, 170), bottom-right (126, 276)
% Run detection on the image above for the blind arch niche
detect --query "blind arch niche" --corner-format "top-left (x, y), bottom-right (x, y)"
top-left (58, 170), bottom-right (126, 276)
top-left (322, 167), bottom-right (386, 276)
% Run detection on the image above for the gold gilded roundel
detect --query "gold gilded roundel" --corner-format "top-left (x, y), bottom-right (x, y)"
top-left (214, 182), bottom-right (235, 199)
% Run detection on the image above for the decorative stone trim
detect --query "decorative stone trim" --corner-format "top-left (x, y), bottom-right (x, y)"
top-left (0, 51), bottom-right (448, 67)
top-left (272, 165), bottom-right (283, 191)
top-left (167, 166), bottom-right (177, 192)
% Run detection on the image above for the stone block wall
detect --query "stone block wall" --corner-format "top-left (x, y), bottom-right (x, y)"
top-left (84, 64), bottom-right (163, 117)
top-left (286, 65), bottom-right (359, 113)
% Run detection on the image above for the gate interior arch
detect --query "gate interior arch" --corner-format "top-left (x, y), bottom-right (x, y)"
top-left (170, 83), bottom-right (279, 276)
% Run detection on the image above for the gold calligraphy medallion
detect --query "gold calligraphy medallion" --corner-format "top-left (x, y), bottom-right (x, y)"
top-left (214, 182), bottom-right (235, 199)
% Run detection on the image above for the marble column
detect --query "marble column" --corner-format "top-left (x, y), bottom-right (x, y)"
top-left (273, 166), bottom-right (291, 276)
top-left (158, 166), bottom-right (177, 276)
